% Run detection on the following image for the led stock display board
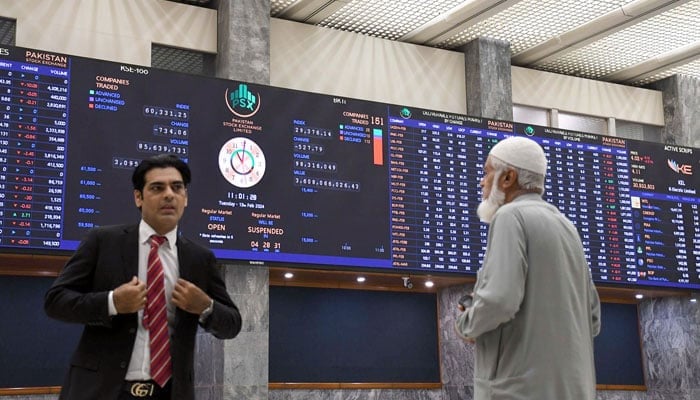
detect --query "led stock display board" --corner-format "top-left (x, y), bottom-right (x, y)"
top-left (0, 45), bottom-right (698, 289)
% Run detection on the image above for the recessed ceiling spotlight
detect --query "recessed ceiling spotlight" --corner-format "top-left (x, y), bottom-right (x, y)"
top-left (357, 276), bottom-right (366, 283)
top-left (425, 280), bottom-right (434, 288)
top-left (284, 272), bottom-right (294, 279)
top-left (635, 294), bottom-right (643, 300)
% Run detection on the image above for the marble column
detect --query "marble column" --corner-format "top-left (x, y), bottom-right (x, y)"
top-left (194, 1), bottom-right (271, 400)
top-left (222, 265), bottom-right (270, 400)
top-left (193, 264), bottom-right (269, 400)
top-left (461, 37), bottom-right (513, 121)
top-left (438, 284), bottom-right (475, 400)
top-left (648, 74), bottom-right (700, 147)
top-left (637, 296), bottom-right (700, 399)
top-left (213, 0), bottom-right (270, 85)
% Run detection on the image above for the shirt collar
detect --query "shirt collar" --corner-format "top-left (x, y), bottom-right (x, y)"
top-left (511, 192), bottom-right (543, 203)
top-left (138, 219), bottom-right (178, 248)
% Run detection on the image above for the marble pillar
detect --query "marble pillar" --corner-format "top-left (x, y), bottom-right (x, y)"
top-left (193, 264), bottom-right (269, 400)
top-left (549, 295), bottom-right (700, 400)
top-left (461, 37), bottom-right (513, 121)
top-left (433, 39), bottom-right (503, 399)
top-left (637, 296), bottom-right (700, 400)
top-left (438, 284), bottom-right (476, 400)
top-left (222, 265), bottom-right (270, 400)
top-left (648, 74), bottom-right (700, 147)
top-left (195, 1), bottom-right (271, 399)
top-left (213, 0), bottom-right (270, 85)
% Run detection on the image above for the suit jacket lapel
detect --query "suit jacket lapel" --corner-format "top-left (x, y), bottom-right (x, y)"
top-left (122, 224), bottom-right (139, 282)
top-left (175, 236), bottom-right (193, 327)
top-left (176, 236), bottom-right (193, 283)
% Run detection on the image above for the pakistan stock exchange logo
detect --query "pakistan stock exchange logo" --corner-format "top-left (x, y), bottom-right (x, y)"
top-left (225, 83), bottom-right (261, 118)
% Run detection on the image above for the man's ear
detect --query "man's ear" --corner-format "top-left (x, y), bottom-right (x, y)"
top-left (134, 189), bottom-right (143, 208)
top-left (501, 169), bottom-right (518, 189)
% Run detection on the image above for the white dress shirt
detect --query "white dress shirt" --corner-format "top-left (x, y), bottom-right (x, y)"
top-left (108, 220), bottom-right (180, 381)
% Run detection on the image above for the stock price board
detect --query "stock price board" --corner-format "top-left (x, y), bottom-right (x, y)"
top-left (0, 45), bottom-right (698, 290)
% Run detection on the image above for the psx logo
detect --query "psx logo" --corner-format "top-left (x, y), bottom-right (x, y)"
top-left (225, 83), bottom-right (261, 118)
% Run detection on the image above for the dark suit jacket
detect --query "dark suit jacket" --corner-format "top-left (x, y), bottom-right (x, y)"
top-left (44, 224), bottom-right (242, 400)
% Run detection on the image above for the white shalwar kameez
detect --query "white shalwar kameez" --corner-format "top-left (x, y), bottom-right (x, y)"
top-left (456, 194), bottom-right (601, 400)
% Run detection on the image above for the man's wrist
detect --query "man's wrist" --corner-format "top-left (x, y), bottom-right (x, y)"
top-left (107, 290), bottom-right (118, 316)
top-left (199, 298), bottom-right (214, 321)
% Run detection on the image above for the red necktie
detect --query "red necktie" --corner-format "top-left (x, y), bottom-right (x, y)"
top-left (144, 235), bottom-right (172, 387)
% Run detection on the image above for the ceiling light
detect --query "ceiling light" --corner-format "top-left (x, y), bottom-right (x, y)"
top-left (635, 294), bottom-right (643, 300)
top-left (284, 272), bottom-right (294, 279)
top-left (356, 276), bottom-right (366, 283)
top-left (425, 280), bottom-right (434, 288)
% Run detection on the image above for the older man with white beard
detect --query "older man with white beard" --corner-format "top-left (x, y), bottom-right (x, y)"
top-left (455, 136), bottom-right (601, 400)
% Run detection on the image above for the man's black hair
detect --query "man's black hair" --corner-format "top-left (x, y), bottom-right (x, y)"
top-left (132, 154), bottom-right (191, 192)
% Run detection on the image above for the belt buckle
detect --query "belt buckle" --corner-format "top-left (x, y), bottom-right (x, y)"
top-left (129, 382), bottom-right (155, 397)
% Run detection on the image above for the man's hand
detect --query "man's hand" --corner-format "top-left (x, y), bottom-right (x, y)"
top-left (456, 304), bottom-right (475, 343)
top-left (113, 276), bottom-right (146, 314)
top-left (172, 278), bottom-right (211, 314)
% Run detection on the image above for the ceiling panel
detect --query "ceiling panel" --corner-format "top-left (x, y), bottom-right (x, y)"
top-left (635, 57), bottom-right (700, 85)
top-left (435, 0), bottom-right (633, 51)
top-left (319, 0), bottom-right (465, 40)
top-left (270, 0), bottom-right (700, 86)
top-left (536, 0), bottom-right (700, 82)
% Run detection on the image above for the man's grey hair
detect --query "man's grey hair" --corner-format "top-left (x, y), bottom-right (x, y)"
top-left (489, 156), bottom-right (545, 194)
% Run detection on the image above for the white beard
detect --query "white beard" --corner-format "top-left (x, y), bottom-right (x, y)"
top-left (477, 175), bottom-right (505, 224)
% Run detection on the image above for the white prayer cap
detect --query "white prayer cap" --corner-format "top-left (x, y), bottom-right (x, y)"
top-left (489, 136), bottom-right (547, 176)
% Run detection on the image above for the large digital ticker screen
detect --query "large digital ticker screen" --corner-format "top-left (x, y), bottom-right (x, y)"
top-left (0, 45), bottom-right (698, 290)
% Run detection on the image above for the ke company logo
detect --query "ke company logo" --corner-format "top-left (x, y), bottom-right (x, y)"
top-left (667, 159), bottom-right (692, 175)
top-left (225, 84), bottom-right (261, 118)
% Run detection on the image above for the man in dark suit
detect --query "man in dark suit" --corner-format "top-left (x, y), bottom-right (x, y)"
top-left (45, 154), bottom-right (242, 400)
